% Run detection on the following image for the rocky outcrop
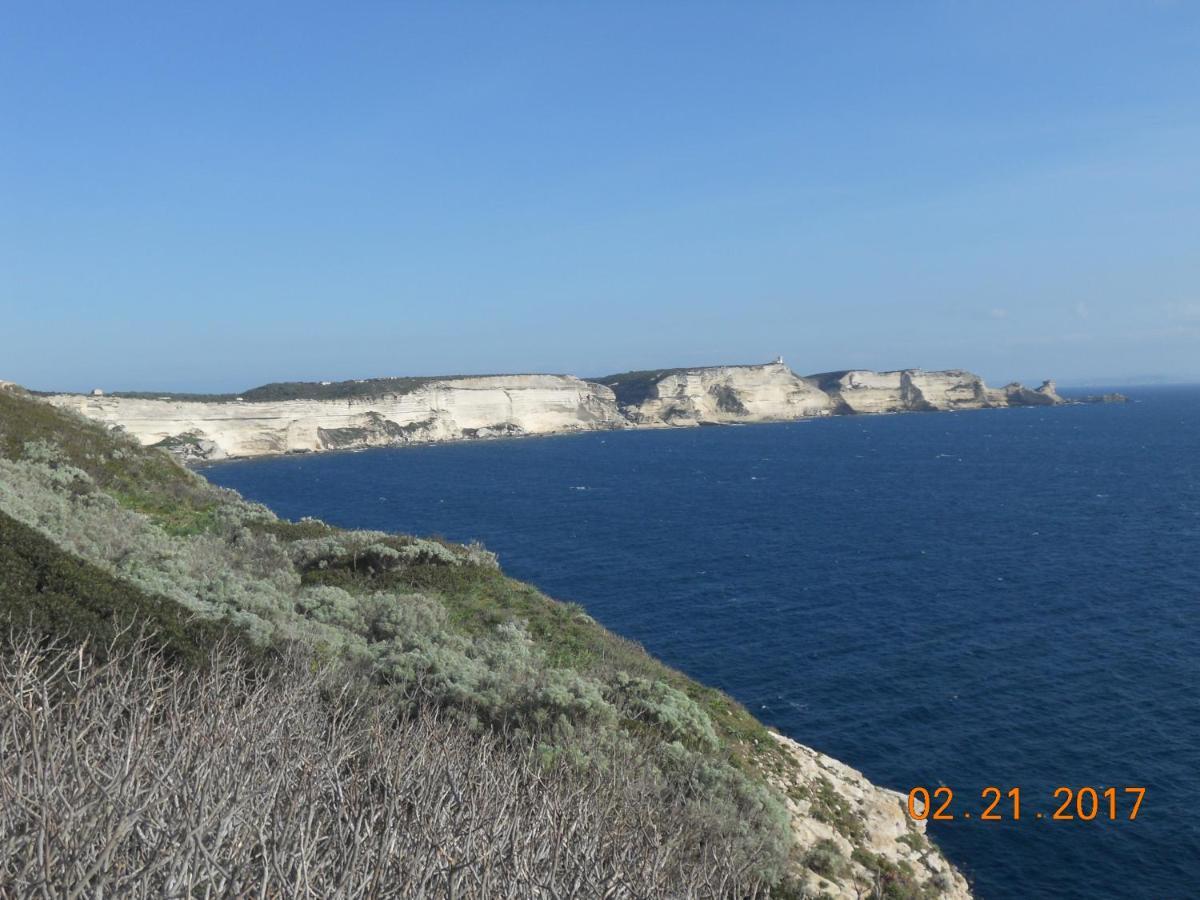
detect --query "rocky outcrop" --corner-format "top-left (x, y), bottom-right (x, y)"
top-left (766, 733), bottom-right (972, 899)
top-left (996, 379), bottom-right (1064, 407)
top-left (810, 370), bottom-right (911, 414)
top-left (44, 375), bottom-right (627, 461)
top-left (598, 359), bottom-right (832, 425)
top-left (607, 363), bottom-right (1064, 422)
top-left (812, 368), bottom-right (1061, 414)
top-left (39, 361), bottom-right (1065, 461)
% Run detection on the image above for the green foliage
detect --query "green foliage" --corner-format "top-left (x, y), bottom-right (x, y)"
top-left (0, 389), bottom-right (227, 531)
top-left (611, 672), bottom-right (720, 751)
top-left (245, 516), bottom-right (335, 541)
top-left (897, 830), bottom-right (929, 853)
top-left (0, 510), bottom-right (247, 667)
top-left (0, 386), bottom-right (801, 887)
top-left (806, 775), bottom-right (866, 840)
top-left (804, 838), bottom-right (848, 880)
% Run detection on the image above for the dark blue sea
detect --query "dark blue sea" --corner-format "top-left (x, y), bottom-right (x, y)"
top-left (205, 387), bottom-right (1200, 899)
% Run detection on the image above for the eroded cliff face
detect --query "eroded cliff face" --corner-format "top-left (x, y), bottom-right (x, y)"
top-left (814, 369), bottom-right (1062, 414)
top-left (45, 375), bottom-right (626, 461)
top-left (603, 360), bottom-right (832, 425)
top-left (997, 379), bottom-right (1064, 407)
top-left (40, 362), bottom-right (1063, 461)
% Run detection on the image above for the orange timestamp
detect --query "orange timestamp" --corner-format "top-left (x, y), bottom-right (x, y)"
top-left (907, 786), bottom-right (1146, 822)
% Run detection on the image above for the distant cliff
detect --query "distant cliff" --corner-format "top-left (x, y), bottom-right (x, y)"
top-left (601, 361), bottom-right (1064, 423)
top-left (40, 361), bottom-right (1065, 461)
top-left (808, 369), bottom-right (1064, 414)
top-left (597, 360), bottom-right (832, 424)
top-left (45, 375), bottom-right (626, 461)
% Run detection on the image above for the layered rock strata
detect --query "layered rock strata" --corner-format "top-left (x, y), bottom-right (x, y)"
top-left (41, 362), bottom-right (1064, 461)
top-left (598, 359), bottom-right (832, 425)
top-left (810, 369), bottom-right (1063, 414)
top-left (45, 375), bottom-right (626, 461)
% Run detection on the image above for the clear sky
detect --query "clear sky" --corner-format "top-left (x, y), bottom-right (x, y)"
top-left (3, 3), bottom-right (1198, 392)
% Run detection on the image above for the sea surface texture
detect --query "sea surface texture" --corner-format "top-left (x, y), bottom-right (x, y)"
top-left (206, 387), bottom-right (1200, 899)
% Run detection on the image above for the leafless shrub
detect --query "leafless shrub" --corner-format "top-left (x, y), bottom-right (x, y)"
top-left (0, 631), bottom-right (778, 898)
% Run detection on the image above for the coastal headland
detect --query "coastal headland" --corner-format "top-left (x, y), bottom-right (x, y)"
top-left (41, 360), bottom-right (1069, 461)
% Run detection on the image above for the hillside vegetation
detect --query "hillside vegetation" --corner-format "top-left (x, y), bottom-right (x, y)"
top-left (0, 384), bottom-right (957, 898)
top-left (1, 630), bottom-right (778, 897)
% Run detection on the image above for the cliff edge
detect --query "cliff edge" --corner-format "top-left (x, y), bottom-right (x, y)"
top-left (45, 374), bottom-right (627, 461)
top-left (597, 359), bottom-right (833, 425)
top-left (37, 360), bottom-right (1064, 461)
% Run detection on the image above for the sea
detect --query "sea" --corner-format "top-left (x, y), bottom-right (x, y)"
top-left (204, 386), bottom-right (1200, 899)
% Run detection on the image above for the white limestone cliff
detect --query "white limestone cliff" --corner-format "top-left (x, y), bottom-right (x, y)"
top-left (601, 359), bottom-right (833, 425)
top-left (39, 362), bottom-right (1064, 462)
top-left (996, 379), bottom-right (1064, 407)
top-left (44, 375), bottom-right (626, 461)
top-left (814, 368), bottom-right (1062, 414)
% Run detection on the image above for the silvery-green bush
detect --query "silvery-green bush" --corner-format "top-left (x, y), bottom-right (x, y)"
top-left (0, 427), bottom-right (795, 889)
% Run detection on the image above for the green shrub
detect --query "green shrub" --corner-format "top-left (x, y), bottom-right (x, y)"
top-left (805, 838), bottom-right (847, 880)
top-left (611, 672), bottom-right (720, 751)
top-left (0, 387), bottom-right (798, 888)
top-left (0, 511), bottom-right (247, 667)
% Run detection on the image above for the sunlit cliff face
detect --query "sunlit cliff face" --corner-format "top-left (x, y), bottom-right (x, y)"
top-left (43, 364), bottom-right (1063, 461)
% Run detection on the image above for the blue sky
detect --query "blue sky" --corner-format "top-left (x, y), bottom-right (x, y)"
top-left (3, 2), bottom-right (1198, 392)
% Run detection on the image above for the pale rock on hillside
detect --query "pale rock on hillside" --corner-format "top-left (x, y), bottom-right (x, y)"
top-left (996, 379), bottom-right (1064, 407)
top-left (766, 733), bottom-right (973, 899)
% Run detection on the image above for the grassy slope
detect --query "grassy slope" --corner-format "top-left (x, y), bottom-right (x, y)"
top-left (0, 384), bottom-right (783, 784)
top-left (0, 510), bottom-right (245, 666)
top-left (0, 385), bottom-right (959, 897)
